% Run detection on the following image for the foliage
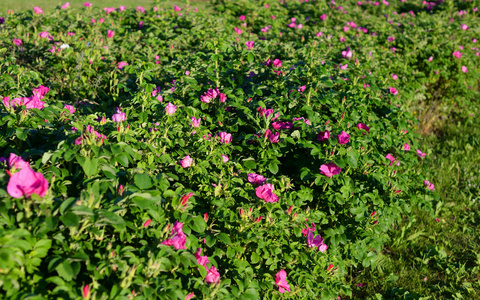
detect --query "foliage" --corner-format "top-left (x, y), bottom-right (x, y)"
top-left (0, 0), bottom-right (478, 298)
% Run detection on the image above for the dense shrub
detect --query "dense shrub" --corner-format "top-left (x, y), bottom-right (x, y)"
top-left (0, 0), bottom-right (478, 298)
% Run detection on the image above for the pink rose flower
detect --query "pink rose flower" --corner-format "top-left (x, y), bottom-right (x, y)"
top-left (403, 143), bottom-right (410, 151)
top-left (416, 149), bottom-right (426, 157)
top-left (64, 104), bottom-right (75, 114)
top-left (118, 62), bottom-right (129, 69)
top-left (84, 2), bottom-right (92, 7)
top-left (218, 132), bottom-right (232, 144)
top-left (8, 153), bottom-right (30, 170)
top-left (357, 123), bottom-right (370, 134)
top-left (248, 173), bottom-right (267, 185)
top-left (205, 266), bottom-right (220, 284)
top-left (161, 221), bottom-right (187, 249)
top-left (107, 30), bottom-right (115, 38)
top-left (275, 269), bottom-right (291, 293)
top-left (7, 166), bottom-right (48, 198)
top-left (112, 107), bottom-right (126, 122)
top-left (195, 248), bottom-right (210, 269)
top-left (319, 163), bottom-right (342, 177)
top-left (165, 102), bottom-right (177, 115)
top-left (191, 117), bottom-right (201, 128)
top-left (462, 66), bottom-right (468, 73)
top-left (389, 87), bottom-right (398, 95)
top-left (338, 131), bottom-right (350, 144)
top-left (61, 2), bottom-right (70, 9)
top-left (317, 130), bottom-right (330, 141)
top-left (179, 156), bottom-right (193, 168)
top-left (245, 41), bottom-right (254, 50)
top-left (255, 183), bottom-right (279, 203)
top-left (452, 51), bottom-right (462, 59)
top-left (221, 155), bottom-right (229, 163)
top-left (33, 7), bottom-right (43, 14)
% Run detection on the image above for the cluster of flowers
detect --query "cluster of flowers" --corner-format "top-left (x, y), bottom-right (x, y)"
top-left (2, 85), bottom-right (49, 110)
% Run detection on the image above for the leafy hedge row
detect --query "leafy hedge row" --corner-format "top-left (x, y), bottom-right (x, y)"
top-left (0, 0), bottom-right (478, 298)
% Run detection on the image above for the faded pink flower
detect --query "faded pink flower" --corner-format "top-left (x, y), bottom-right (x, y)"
top-left (239, 15), bottom-right (246, 21)
top-left (179, 156), bottom-right (193, 168)
top-left (452, 51), bottom-right (462, 59)
top-left (248, 173), bottom-right (266, 185)
top-left (319, 163), bottom-right (342, 177)
top-left (112, 107), bottom-right (126, 122)
top-left (403, 143), bottom-right (411, 151)
top-left (107, 30), bottom-right (115, 38)
top-left (13, 39), bottom-right (23, 46)
top-left (392, 74), bottom-right (398, 80)
top-left (275, 270), bottom-right (291, 293)
top-left (84, 2), bottom-right (92, 7)
top-left (342, 47), bottom-right (353, 59)
top-left (39, 31), bottom-right (50, 38)
top-left (118, 5), bottom-right (126, 11)
top-left (338, 131), bottom-right (350, 144)
top-left (174, 5), bottom-right (181, 11)
top-left (136, 6), bottom-right (146, 13)
top-left (32, 85), bottom-right (49, 100)
top-left (245, 41), bottom-right (255, 50)
top-left (462, 66), bottom-right (468, 73)
top-left (165, 102), bottom-right (177, 115)
top-left (256, 183), bottom-right (278, 203)
top-left (221, 155), bottom-right (229, 163)
top-left (234, 27), bottom-right (242, 35)
top-left (461, 24), bottom-right (469, 30)
top-left (7, 166), bottom-right (48, 198)
top-left (61, 2), bottom-right (70, 9)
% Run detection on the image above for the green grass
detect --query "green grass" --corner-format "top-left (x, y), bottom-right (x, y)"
top-left (1, 0), bottom-right (212, 14)
top-left (350, 115), bottom-right (480, 299)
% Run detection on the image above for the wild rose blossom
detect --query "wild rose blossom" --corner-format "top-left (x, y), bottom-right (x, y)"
top-left (61, 2), bottom-right (70, 9)
top-left (8, 153), bottom-right (30, 170)
top-left (118, 62), bottom-right (129, 69)
top-left (7, 166), bottom-right (48, 198)
top-left (218, 132), bottom-right (232, 144)
top-left (416, 149), bottom-right (426, 157)
top-left (338, 131), bottom-right (350, 144)
top-left (191, 117), bottom-right (201, 128)
top-left (424, 180), bottom-right (435, 191)
top-left (319, 163), bottom-right (342, 177)
top-left (342, 47), bottom-right (353, 59)
top-left (275, 270), bottom-right (291, 293)
top-left (389, 87), bottom-right (398, 95)
top-left (307, 231), bottom-right (328, 252)
top-left (200, 88), bottom-right (219, 103)
top-left (33, 7), bottom-right (43, 14)
top-left (403, 143), bottom-right (411, 151)
top-left (13, 39), bottom-right (22, 46)
top-left (195, 248), bottom-right (209, 269)
top-left (462, 66), bottom-right (468, 73)
top-left (112, 107), bottom-right (126, 122)
top-left (84, 2), bottom-right (92, 7)
top-left (107, 30), bottom-right (115, 38)
top-left (255, 183), bottom-right (278, 202)
top-left (205, 266), bottom-right (220, 284)
top-left (245, 41), bottom-right (254, 50)
top-left (317, 130), bottom-right (330, 141)
top-left (357, 123), bottom-right (370, 134)
top-left (161, 221), bottom-right (187, 249)
top-left (64, 104), bottom-right (75, 114)
top-left (179, 156), bottom-right (193, 168)
top-left (452, 51), bottom-right (462, 59)
top-left (248, 173), bottom-right (266, 185)
top-left (165, 102), bottom-right (177, 115)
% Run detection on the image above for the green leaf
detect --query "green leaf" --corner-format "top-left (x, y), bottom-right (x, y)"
top-left (56, 260), bottom-right (74, 281)
top-left (218, 233), bottom-right (232, 245)
top-left (59, 212), bottom-right (79, 227)
top-left (268, 161), bottom-right (279, 175)
top-left (77, 157), bottom-right (99, 177)
top-left (134, 173), bottom-right (153, 190)
top-left (99, 211), bottom-right (126, 231)
top-left (247, 52), bottom-right (254, 64)
top-left (16, 128), bottom-right (27, 141)
top-left (190, 216), bottom-right (206, 233)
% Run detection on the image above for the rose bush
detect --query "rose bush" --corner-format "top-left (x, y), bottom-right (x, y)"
top-left (0, 0), bottom-right (477, 298)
